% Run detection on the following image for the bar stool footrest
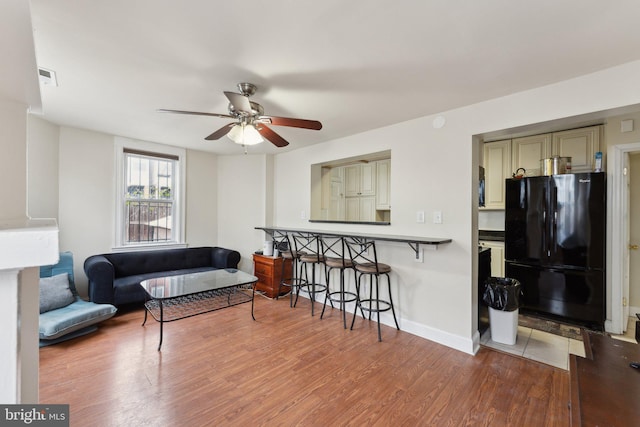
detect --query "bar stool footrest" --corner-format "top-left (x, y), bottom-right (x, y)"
top-left (327, 290), bottom-right (358, 304)
top-left (300, 283), bottom-right (327, 294)
top-left (359, 298), bottom-right (393, 313)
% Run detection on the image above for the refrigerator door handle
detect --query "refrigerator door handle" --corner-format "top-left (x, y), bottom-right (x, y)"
top-left (543, 187), bottom-right (549, 260)
top-left (542, 210), bottom-right (549, 258)
top-left (553, 210), bottom-right (558, 255)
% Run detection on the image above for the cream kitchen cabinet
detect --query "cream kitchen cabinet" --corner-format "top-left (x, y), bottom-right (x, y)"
top-left (482, 140), bottom-right (511, 210)
top-left (552, 125), bottom-right (601, 173)
top-left (345, 195), bottom-right (376, 221)
top-left (479, 240), bottom-right (505, 277)
top-left (345, 162), bottom-right (377, 221)
top-left (375, 159), bottom-right (390, 210)
top-left (512, 134), bottom-right (552, 176)
top-left (345, 163), bottom-right (376, 197)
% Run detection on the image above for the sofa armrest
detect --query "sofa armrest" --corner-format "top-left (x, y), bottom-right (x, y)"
top-left (211, 247), bottom-right (241, 269)
top-left (84, 255), bottom-right (116, 304)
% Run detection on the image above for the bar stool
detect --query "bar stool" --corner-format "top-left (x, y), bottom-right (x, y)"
top-left (320, 236), bottom-right (364, 328)
top-left (272, 231), bottom-right (306, 307)
top-left (345, 237), bottom-right (400, 341)
top-left (291, 231), bottom-right (328, 316)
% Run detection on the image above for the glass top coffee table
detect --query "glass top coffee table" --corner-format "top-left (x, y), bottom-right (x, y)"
top-left (140, 268), bottom-right (258, 350)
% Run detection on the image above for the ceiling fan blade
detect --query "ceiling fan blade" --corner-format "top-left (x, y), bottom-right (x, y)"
top-left (205, 123), bottom-right (236, 140)
top-left (157, 109), bottom-right (233, 119)
top-left (223, 92), bottom-right (252, 115)
top-left (259, 116), bottom-right (322, 130)
top-left (256, 124), bottom-right (289, 147)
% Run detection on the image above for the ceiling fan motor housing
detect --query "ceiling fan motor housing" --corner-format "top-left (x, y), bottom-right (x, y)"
top-left (237, 82), bottom-right (257, 97)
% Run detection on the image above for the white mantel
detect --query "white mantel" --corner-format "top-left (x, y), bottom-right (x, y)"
top-left (0, 218), bottom-right (59, 269)
top-left (0, 218), bottom-right (58, 403)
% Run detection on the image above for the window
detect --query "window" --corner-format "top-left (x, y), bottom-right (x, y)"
top-left (115, 138), bottom-right (185, 249)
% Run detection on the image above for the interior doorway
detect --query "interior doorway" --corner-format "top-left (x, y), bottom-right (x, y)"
top-left (628, 153), bottom-right (640, 323)
top-left (609, 141), bottom-right (640, 334)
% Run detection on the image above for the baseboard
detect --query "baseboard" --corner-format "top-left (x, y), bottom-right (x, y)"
top-left (300, 293), bottom-right (477, 355)
top-left (401, 318), bottom-right (477, 355)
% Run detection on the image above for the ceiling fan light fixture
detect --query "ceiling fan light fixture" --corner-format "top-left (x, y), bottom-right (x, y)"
top-left (227, 123), bottom-right (263, 146)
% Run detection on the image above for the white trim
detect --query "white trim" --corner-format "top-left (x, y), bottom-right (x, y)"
top-left (296, 293), bottom-right (476, 355)
top-left (113, 137), bottom-right (186, 249)
top-left (608, 141), bottom-right (640, 334)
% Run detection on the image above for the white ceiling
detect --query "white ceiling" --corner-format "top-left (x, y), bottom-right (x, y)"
top-left (28, 0), bottom-right (640, 155)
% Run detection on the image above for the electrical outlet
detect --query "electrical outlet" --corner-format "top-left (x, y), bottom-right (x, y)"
top-left (433, 211), bottom-right (442, 224)
top-left (416, 211), bottom-right (425, 223)
top-left (300, 210), bottom-right (306, 219)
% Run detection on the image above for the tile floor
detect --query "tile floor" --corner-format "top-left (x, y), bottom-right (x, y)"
top-left (611, 316), bottom-right (638, 344)
top-left (481, 316), bottom-right (638, 371)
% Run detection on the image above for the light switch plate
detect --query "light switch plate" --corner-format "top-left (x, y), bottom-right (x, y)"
top-left (433, 211), bottom-right (443, 224)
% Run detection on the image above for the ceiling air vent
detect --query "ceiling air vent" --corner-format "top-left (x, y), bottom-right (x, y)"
top-left (38, 67), bottom-right (58, 87)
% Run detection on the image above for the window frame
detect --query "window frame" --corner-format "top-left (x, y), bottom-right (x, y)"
top-left (114, 138), bottom-right (186, 250)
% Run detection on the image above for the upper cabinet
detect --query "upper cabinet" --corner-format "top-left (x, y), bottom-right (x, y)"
top-left (482, 125), bottom-right (603, 210)
top-left (512, 134), bottom-right (552, 177)
top-left (552, 126), bottom-right (601, 173)
top-left (344, 163), bottom-right (376, 197)
top-left (482, 140), bottom-right (511, 210)
top-left (510, 125), bottom-right (601, 175)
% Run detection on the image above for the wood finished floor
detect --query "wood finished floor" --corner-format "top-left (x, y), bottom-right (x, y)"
top-left (39, 296), bottom-right (570, 426)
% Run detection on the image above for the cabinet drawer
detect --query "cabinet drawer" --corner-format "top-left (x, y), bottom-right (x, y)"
top-left (254, 271), bottom-right (272, 283)
top-left (254, 262), bottom-right (274, 276)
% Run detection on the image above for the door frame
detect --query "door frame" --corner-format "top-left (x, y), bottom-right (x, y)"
top-left (608, 141), bottom-right (640, 333)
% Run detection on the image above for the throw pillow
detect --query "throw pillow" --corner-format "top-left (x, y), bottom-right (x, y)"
top-left (39, 273), bottom-right (75, 314)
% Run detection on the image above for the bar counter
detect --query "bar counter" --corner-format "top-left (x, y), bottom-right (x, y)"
top-left (255, 226), bottom-right (452, 259)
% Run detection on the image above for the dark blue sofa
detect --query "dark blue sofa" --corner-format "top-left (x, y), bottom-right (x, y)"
top-left (84, 246), bottom-right (241, 306)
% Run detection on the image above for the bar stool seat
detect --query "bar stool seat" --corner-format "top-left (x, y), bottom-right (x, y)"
top-left (324, 257), bottom-right (353, 268)
top-left (353, 262), bottom-right (391, 274)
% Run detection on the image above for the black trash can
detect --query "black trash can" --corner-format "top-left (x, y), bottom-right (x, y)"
top-left (482, 277), bottom-right (522, 344)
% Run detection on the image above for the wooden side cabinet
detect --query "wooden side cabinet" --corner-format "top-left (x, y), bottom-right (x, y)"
top-left (252, 254), bottom-right (292, 298)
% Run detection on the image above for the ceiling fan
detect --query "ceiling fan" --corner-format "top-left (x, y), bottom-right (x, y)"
top-left (158, 83), bottom-right (322, 148)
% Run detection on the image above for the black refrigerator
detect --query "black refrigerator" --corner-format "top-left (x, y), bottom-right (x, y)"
top-left (505, 172), bottom-right (605, 328)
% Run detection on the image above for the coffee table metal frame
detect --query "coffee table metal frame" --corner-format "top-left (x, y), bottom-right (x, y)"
top-left (140, 269), bottom-right (258, 350)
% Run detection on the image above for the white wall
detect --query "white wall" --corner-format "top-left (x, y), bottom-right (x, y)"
top-left (58, 127), bottom-right (114, 295)
top-left (227, 60), bottom-right (640, 354)
top-left (27, 115), bottom-right (59, 219)
top-left (185, 149), bottom-right (218, 246)
top-left (0, 100), bottom-right (28, 220)
top-left (216, 154), bottom-right (272, 271)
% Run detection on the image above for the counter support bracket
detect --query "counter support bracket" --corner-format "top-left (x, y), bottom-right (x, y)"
top-left (408, 242), bottom-right (421, 259)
